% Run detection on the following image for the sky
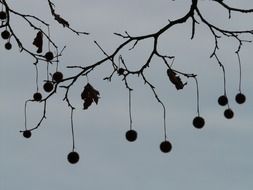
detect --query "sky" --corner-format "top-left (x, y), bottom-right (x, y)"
top-left (1, 0), bottom-right (253, 190)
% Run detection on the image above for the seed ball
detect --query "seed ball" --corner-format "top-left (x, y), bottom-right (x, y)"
top-left (23, 130), bottom-right (32, 138)
top-left (235, 93), bottom-right (246, 104)
top-left (52, 71), bottom-right (63, 82)
top-left (0, 11), bottom-right (7, 20)
top-left (45, 51), bottom-right (54, 61)
top-left (5, 42), bottom-right (12, 50)
top-left (67, 151), bottom-right (79, 164)
top-left (43, 81), bottom-right (54, 93)
top-left (192, 116), bottom-right (205, 129)
top-left (160, 140), bottom-right (172, 153)
top-left (224, 108), bottom-right (234, 119)
top-left (117, 68), bottom-right (125, 75)
top-left (218, 95), bottom-right (228, 106)
top-left (1, 30), bottom-right (10, 40)
top-left (33, 92), bottom-right (42, 101)
top-left (125, 129), bottom-right (137, 142)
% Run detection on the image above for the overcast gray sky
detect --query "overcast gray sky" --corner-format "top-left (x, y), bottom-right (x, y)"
top-left (1, 0), bottom-right (253, 190)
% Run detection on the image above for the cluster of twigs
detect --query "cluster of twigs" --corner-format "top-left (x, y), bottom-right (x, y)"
top-left (1, 0), bottom-right (252, 163)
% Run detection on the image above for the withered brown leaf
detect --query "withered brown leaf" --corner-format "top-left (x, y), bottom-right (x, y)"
top-left (33, 31), bottom-right (43, 53)
top-left (81, 83), bottom-right (100, 109)
top-left (167, 69), bottom-right (187, 90)
top-left (54, 14), bottom-right (69, 28)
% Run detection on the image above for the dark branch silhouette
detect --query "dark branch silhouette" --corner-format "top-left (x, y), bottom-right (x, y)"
top-left (0, 0), bottom-right (251, 163)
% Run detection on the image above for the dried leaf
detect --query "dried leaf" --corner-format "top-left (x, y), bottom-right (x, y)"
top-left (54, 14), bottom-right (69, 28)
top-left (83, 98), bottom-right (93, 110)
top-left (167, 69), bottom-right (186, 90)
top-left (81, 83), bottom-right (100, 109)
top-left (33, 31), bottom-right (43, 53)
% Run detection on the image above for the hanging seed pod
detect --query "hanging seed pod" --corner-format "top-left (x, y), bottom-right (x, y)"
top-left (0, 11), bottom-right (7, 20)
top-left (192, 116), bottom-right (205, 129)
top-left (160, 140), bottom-right (172, 153)
top-left (23, 130), bottom-right (32, 138)
top-left (1, 30), bottom-right (10, 40)
top-left (125, 130), bottom-right (137, 142)
top-left (67, 151), bottom-right (79, 164)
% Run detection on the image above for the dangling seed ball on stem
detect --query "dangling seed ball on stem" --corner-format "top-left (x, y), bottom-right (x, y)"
top-left (192, 116), bottom-right (205, 129)
top-left (235, 93), bottom-right (246, 104)
top-left (125, 129), bottom-right (137, 142)
top-left (218, 95), bottom-right (228, 106)
top-left (0, 11), bottom-right (7, 20)
top-left (23, 130), bottom-right (32, 138)
top-left (1, 30), bottom-right (10, 40)
top-left (160, 140), bottom-right (172, 153)
top-left (45, 51), bottom-right (54, 61)
top-left (4, 42), bottom-right (12, 50)
top-left (33, 92), bottom-right (42, 101)
top-left (52, 71), bottom-right (63, 83)
top-left (67, 151), bottom-right (79, 164)
top-left (224, 108), bottom-right (234, 119)
top-left (43, 81), bottom-right (54, 93)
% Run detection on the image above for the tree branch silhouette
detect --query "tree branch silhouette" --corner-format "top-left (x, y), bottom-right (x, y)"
top-left (1, 0), bottom-right (252, 163)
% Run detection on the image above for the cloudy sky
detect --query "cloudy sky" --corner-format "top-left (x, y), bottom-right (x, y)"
top-left (1, 0), bottom-right (253, 189)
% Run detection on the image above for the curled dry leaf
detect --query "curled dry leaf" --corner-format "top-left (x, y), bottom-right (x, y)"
top-left (33, 31), bottom-right (43, 53)
top-left (54, 14), bottom-right (69, 27)
top-left (81, 83), bottom-right (100, 109)
top-left (167, 69), bottom-right (187, 90)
